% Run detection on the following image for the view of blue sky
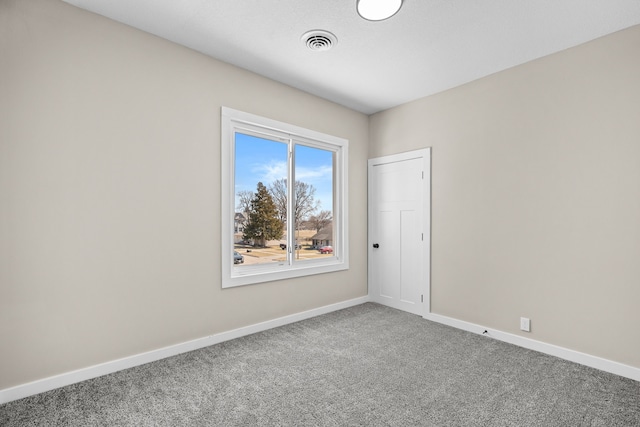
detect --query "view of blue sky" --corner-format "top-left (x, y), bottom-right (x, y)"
top-left (235, 133), bottom-right (334, 214)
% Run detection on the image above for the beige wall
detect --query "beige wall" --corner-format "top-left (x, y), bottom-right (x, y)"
top-left (370, 25), bottom-right (640, 368)
top-left (0, 0), bottom-right (368, 389)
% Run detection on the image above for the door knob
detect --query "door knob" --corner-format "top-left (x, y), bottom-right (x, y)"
top-left (373, 243), bottom-right (379, 248)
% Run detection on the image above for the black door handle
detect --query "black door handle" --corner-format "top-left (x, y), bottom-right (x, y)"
top-left (373, 243), bottom-right (379, 248)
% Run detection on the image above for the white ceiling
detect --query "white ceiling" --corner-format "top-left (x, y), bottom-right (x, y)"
top-left (62, 0), bottom-right (640, 115)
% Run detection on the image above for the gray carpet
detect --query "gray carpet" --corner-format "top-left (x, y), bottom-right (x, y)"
top-left (1, 303), bottom-right (639, 426)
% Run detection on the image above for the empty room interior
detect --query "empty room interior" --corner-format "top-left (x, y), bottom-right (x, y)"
top-left (1, 0), bottom-right (640, 424)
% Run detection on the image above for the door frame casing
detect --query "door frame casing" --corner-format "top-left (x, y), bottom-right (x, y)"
top-left (367, 148), bottom-right (431, 317)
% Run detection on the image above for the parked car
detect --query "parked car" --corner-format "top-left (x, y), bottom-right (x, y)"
top-left (233, 251), bottom-right (244, 264)
top-left (318, 246), bottom-right (333, 254)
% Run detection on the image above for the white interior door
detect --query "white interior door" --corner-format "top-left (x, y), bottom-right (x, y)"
top-left (368, 149), bottom-right (431, 316)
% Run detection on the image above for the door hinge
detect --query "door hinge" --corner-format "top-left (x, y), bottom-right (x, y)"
top-left (421, 295), bottom-right (424, 303)
top-left (422, 171), bottom-right (424, 179)
top-left (421, 233), bottom-right (424, 241)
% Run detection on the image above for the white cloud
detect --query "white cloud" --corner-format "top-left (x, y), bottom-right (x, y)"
top-left (251, 162), bottom-right (332, 185)
top-left (253, 160), bottom-right (287, 184)
top-left (295, 165), bottom-right (333, 182)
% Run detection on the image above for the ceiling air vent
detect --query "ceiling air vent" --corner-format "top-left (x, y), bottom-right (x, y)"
top-left (302, 30), bottom-right (337, 52)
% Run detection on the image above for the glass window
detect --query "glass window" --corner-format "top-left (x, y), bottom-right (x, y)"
top-left (221, 107), bottom-right (348, 288)
top-left (234, 133), bottom-right (288, 268)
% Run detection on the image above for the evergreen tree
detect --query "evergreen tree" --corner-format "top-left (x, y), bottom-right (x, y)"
top-left (243, 182), bottom-right (283, 247)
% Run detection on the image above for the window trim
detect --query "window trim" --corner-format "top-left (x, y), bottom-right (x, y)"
top-left (221, 107), bottom-right (349, 288)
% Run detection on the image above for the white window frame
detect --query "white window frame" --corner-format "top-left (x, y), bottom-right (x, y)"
top-left (221, 107), bottom-right (349, 288)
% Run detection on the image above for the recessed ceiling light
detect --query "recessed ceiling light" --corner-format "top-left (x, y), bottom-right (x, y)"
top-left (357, 0), bottom-right (403, 21)
top-left (301, 30), bottom-right (338, 52)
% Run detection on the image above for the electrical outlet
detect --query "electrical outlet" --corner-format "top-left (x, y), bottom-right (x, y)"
top-left (520, 317), bottom-right (531, 332)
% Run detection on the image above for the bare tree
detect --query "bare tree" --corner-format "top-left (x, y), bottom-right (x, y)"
top-left (294, 181), bottom-right (320, 226)
top-left (236, 190), bottom-right (253, 215)
top-left (268, 179), bottom-right (287, 223)
top-left (307, 210), bottom-right (332, 233)
top-left (268, 179), bottom-right (320, 227)
top-left (235, 190), bottom-right (254, 232)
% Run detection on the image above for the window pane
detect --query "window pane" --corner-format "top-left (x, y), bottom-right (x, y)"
top-left (294, 144), bottom-right (335, 260)
top-left (222, 107), bottom-right (348, 288)
top-left (234, 132), bottom-right (288, 268)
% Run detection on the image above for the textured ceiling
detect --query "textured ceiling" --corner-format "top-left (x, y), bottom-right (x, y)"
top-left (62, 0), bottom-right (640, 114)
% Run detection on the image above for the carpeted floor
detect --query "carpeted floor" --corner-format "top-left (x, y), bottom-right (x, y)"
top-left (1, 303), bottom-right (639, 426)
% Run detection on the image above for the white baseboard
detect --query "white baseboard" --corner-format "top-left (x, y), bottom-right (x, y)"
top-left (0, 296), bottom-right (370, 405)
top-left (424, 312), bottom-right (640, 382)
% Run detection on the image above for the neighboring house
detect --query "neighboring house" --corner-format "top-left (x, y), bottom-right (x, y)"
top-left (311, 225), bottom-right (332, 247)
top-left (234, 212), bottom-right (246, 234)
